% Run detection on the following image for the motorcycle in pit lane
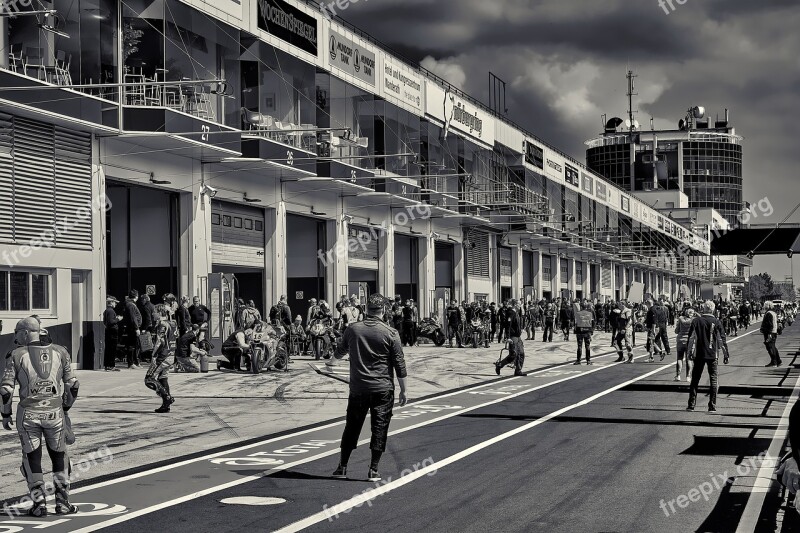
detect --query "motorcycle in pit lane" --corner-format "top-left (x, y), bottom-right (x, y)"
top-left (468, 316), bottom-right (490, 349)
top-left (416, 315), bottom-right (446, 347)
top-left (244, 323), bottom-right (289, 374)
top-left (309, 319), bottom-right (336, 360)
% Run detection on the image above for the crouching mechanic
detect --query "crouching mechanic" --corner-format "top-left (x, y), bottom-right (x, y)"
top-left (2, 317), bottom-right (80, 516)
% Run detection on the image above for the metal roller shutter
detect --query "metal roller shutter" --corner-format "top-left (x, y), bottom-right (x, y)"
top-left (466, 231), bottom-right (489, 278)
top-left (0, 113), bottom-right (13, 243)
top-left (602, 260), bottom-right (612, 289)
top-left (13, 117), bottom-right (55, 243)
top-left (54, 127), bottom-right (92, 248)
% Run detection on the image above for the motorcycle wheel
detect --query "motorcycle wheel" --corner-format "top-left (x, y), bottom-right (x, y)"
top-left (472, 334), bottom-right (478, 349)
top-left (433, 331), bottom-right (446, 347)
top-left (251, 348), bottom-right (263, 374)
top-left (314, 339), bottom-right (322, 360)
top-left (274, 343), bottom-right (288, 371)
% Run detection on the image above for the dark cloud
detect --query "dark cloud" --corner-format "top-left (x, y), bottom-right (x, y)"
top-left (339, 0), bottom-right (800, 279)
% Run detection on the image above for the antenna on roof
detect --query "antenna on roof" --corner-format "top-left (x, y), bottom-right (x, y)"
top-left (626, 70), bottom-right (638, 132)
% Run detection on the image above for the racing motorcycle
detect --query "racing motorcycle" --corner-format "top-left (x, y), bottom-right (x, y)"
top-left (249, 323), bottom-right (289, 373)
top-left (416, 315), bottom-right (446, 347)
top-left (309, 319), bottom-right (335, 360)
top-left (469, 316), bottom-right (489, 349)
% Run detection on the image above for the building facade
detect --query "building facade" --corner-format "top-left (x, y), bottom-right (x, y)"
top-left (0, 0), bottom-right (711, 368)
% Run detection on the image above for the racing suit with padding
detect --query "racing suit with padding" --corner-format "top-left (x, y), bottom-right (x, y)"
top-left (1, 341), bottom-right (79, 503)
top-left (145, 320), bottom-right (177, 404)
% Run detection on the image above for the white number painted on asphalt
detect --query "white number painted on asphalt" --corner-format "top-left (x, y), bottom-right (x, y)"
top-left (201, 125), bottom-right (211, 142)
top-left (468, 385), bottom-right (526, 396)
top-left (394, 405), bottom-right (463, 420)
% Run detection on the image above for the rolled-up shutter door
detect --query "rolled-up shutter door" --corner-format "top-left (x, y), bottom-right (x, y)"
top-left (13, 117), bottom-right (55, 243)
top-left (466, 231), bottom-right (490, 278)
top-left (0, 113), bottom-right (13, 243)
top-left (54, 127), bottom-right (92, 249)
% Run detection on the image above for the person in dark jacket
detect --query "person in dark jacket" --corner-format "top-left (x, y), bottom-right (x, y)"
top-left (495, 300), bottom-right (525, 376)
top-left (103, 295), bottom-right (122, 371)
top-left (687, 300), bottom-right (730, 412)
top-left (327, 293), bottom-right (408, 482)
top-left (446, 299), bottom-right (464, 348)
top-left (761, 301), bottom-right (782, 367)
top-left (138, 294), bottom-right (157, 333)
top-left (542, 302), bottom-right (556, 342)
top-left (176, 296), bottom-right (191, 337)
top-left (574, 301), bottom-right (595, 365)
top-left (496, 301), bottom-right (508, 343)
top-left (645, 298), bottom-right (671, 362)
top-left (188, 296), bottom-right (211, 326)
top-left (560, 303), bottom-right (573, 341)
top-left (123, 290), bottom-right (142, 369)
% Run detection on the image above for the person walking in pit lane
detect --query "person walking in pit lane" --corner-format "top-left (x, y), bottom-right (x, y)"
top-left (328, 293), bottom-right (407, 482)
top-left (687, 300), bottom-right (730, 413)
top-left (495, 300), bottom-right (526, 376)
top-left (614, 301), bottom-right (634, 363)
top-left (574, 301), bottom-right (595, 365)
top-left (674, 304), bottom-right (695, 382)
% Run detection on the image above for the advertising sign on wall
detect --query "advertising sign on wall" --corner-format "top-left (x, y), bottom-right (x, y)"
top-left (257, 0), bottom-right (318, 56)
top-left (565, 164), bottom-right (579, 187)
top-left (384, 57), bottom-right (423, 113)
top-left (328, 29), bottom-right (376, 86)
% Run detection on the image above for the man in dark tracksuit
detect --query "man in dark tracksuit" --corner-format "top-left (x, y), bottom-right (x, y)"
top-left (103, 296), bottom-right (121, 371)
top-left (542, 303), bottom-right (555, 342)
top-left (495, 301), bottom-right (525, 376)
top-left (646, 298), bottom-right (671, 362)
top-left (329, 293), bottom-right (407, 482)
top-left (496, 302), bottom-right (508, 343)
top-left (687, 301), bottom-right (730, 412)
top-left (446, 300), bottom-right (464, 348)
top-left (574, 302), bottom-right (595, 365)
top-left (123, 290), bottom-right (142, 369)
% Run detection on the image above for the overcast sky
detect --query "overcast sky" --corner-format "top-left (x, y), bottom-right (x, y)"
top-left (340, 0), bottom-right (800, 284)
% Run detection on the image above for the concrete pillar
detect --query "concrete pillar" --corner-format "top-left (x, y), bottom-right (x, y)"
top-left (419, 235), bottom-right (436, 318)
top-left (512, 245), bottom-right (523, 300)
top-left (552, 254), bottom-right (561, 298)
top-left (88, 144), bottom-right (109, 369)
top-left (379, 220), bottom-right (395, 296)
top-left (326, 216), bottom-right (349, 304)
top-left (567, 257), bottom-right (576, 299)
top-left (532, 249), bottom-right (543, 301)
top-left (187, 181), bottom-right (212, 300)
top-left (264, 202), bottom-right (287, 306)
top-left (454, 239), bottom-right (465, 302)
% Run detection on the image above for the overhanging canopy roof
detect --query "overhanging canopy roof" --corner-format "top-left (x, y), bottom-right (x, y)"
top-left (711, 226), bottom-right (800, 255)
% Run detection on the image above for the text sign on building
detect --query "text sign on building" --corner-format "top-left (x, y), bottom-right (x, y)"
top-left (328, 29), bottom-right (376, 86)
top-left (442, 87), bottom-right (491, 144)
top-left (524, 141), bottom-right (544, 169)
top-left (581, 173), bottom-right (593, 194)
top-left (383, 58), bottom-right (422, 112)
top-left (595, 181), bottom-right (607, 203)
top-left (621, 195), bottom-right (630, 213)
top-left (257, 0), bottom-right (318, 56)
top-left (565, 164), bottom-right (579, 187)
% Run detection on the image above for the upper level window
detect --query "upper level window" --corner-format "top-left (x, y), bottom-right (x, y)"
top-left (0, 270), bottom-right (52, 313)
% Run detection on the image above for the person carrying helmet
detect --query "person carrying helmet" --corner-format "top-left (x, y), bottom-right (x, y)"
top-left (574, 301), bottom-right (595, 365)
top-left (614, 301), bottom-right (634, 363)
top-left (2, 317), bottom-right (80, 516)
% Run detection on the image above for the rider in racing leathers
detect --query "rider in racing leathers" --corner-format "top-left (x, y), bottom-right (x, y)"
top-left (144, 305), bottom-right (177, 413)
top-left (2, 317), bottom-right (80, 517)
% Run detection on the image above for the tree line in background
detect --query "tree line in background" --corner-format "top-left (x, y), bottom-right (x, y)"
top-left (742, 273), bottom-right (798, 302)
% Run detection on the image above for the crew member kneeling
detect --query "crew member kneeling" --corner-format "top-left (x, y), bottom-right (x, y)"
top-left (2, 318), bottom-right (80, 516)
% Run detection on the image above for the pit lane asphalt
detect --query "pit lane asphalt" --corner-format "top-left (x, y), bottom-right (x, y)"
top-left (3, 324), bottom-right (797, 533)
top-left (82, 323), bottom-right (799, 533)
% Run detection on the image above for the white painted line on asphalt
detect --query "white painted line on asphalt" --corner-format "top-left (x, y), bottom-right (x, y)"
top-left (735, 371), bottom-right (800, 532)
top-left (274, 364), bottom-right (675, 533)
top-left (69, 355), bottom-right (654, 532)
top-left (70, 345), bottom-right (625, 496)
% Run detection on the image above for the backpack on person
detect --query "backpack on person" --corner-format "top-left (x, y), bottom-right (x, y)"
top-left (575, 310), bottom-right (593, 330)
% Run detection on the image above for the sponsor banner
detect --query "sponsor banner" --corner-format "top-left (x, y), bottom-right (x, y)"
top-left (565, 164), bottom-right (579, 187)
top-left (384, 56), bottom-right (423, 113)
top-left (257, 0), bottom-right (318, 56)
top-left (621, 195), bottom-right (630, 213)
top-left (524, 140), bottom-right (544, 169)
top-left (328, 29), bottom-right (376, 86)
top-left (581, 173), bottom-right (593, 194)
top-left (545, 156), bottom-right (564, 181)
top-left (182, 0), bottom-right (242, 19)
top-left (425, 82), bottom-right (494, 146)
top-left (595, 180), bottom-right (607, 203)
